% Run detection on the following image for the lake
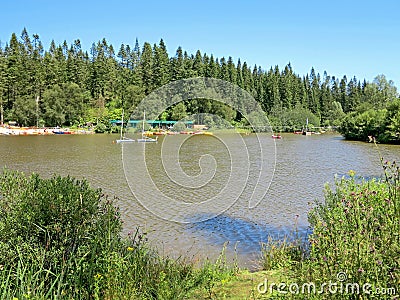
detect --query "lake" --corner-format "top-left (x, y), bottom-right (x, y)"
top-left (1, 132), bottom-right (399, 269)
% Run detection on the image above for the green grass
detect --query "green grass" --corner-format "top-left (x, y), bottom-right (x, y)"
top-left (187, 269), bottom-right (290, 299)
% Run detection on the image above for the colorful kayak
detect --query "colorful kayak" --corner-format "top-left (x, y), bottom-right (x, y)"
top-left (272, 135), bottom-right (282, 139)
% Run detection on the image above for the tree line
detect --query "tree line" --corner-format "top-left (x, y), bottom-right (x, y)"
top-left (0, 28), bottom-right (398, 138)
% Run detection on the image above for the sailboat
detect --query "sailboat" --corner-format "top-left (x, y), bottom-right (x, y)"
top-left (116, 109), bottom-right (135, 143)
top-left (137, 111), bottom-right (157, 143)
top-left (302, 118), bottom-right (311, 135)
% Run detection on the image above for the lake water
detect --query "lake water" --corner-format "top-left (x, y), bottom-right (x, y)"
top-left (1, 132), bottom-right (399, 269)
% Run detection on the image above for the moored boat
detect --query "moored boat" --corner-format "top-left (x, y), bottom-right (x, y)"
top-left (137, 111), bottom-right (157, 143)
top-left (116, 109), bottom-right (135, 143)
top-left (153, 131), bottom-right (165, 135)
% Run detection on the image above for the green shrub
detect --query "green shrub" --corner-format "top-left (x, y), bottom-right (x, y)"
top-left (258, 162), bottom-right (399, 299)
top-left (0, 169), bottom-right (122, 298)
top-left (340, 99), bottom-right (400, 143)
top-left (172, 121), bottom-right (187, 132)
top-left (296, 164), bottom-right (400, 299)
top-left (269, 104), bottom-right (321, 132)
top-left (0, 169), bottom-right (234, 299)
top-left (94, 122), bottom-right (109, 133)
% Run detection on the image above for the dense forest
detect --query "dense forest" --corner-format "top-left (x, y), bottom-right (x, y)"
top-left (0, 28), bottom-right (399, 140)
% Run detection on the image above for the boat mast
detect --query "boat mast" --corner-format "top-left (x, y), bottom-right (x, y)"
top-left (142, 110), bottom-right (146, 138)
top-left (120, 109), bottom-right (124, 140)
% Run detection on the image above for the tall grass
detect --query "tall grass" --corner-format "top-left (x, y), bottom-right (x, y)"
top-left (260, 236), bottom-right (306, 271)
top-left (0, 169), bottom-right (235, 299)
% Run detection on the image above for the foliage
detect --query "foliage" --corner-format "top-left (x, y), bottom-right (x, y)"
top-left (269, 104), bottom-right (320, 131)
top-left (296, 165), bottom-right (400, 299)
top-left (0, 169), bottom-right (236, 299)
top-left (170, 102), bottom-right (187, 120)
top-left (257, 162), bottom-right (400, 299)
top-left (187, 243), bottom-right (238, 299)
top-left (322, 101), bottom-right (345, 127)
top-left (94, 121), bottom-right (110, 133)
top-left (340, 98), bottom-right (400, 143)
top-left (260, 236), bottom-right (305, 270)
top-left (0, 168), bottom-right (122, 298)
top-left (11, 95), bottom-right (37, 126)
top-left (172, 121), bottom-right (187, 132)
top-left (0, 28), bottom-right (398, 130)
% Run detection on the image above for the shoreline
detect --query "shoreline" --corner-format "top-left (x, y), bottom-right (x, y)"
top-left (0, 125), bottom-right (95, 135)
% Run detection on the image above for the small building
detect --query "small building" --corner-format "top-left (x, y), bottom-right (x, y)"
top-left (110, 119), bottom-right (193, 129)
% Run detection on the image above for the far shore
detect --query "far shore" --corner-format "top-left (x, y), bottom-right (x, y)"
top-left (0, 125), bottom-right (94, 136)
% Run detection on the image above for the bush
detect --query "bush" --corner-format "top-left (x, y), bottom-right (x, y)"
top-left (94, 121), bottom-right (109, 133)
top-left (172, 121), bottom-right (187, 132)
top-left (340, 99), bottom-right (400, 143)
top-left (0, 169), bottom-right (122, 298)
top-left (258, 162), bottom-right (399, 299)
top-left (339, 109), bottom-right (388, 142)
top-left (269, 104), bottom-right (320, 132)
top-left (296, 163), bottom-right (400, 299)
top-left (0, 169), bottom-right (234, 299)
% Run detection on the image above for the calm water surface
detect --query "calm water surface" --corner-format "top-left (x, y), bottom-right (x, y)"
top-left (1, 133), bottom-right (399, 269)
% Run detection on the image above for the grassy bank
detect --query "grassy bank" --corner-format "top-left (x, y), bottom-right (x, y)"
top-left (0, 169), bottom-right (238, 299)
top-left (1, 160), bottom-right (399, 299)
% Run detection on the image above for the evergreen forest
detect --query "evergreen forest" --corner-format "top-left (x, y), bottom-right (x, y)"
top-left (0, 28), bottom-right (399, 142)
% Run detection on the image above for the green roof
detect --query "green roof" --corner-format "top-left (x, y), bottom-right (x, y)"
top-left (110, 120), bottom-right (193, 124)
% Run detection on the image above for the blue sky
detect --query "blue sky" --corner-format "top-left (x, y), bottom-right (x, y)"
top-left (1, 0), bottom-right (399, 88)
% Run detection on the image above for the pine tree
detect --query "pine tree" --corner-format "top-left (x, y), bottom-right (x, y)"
top-left (192, 50), bottom-right (204, 77)
top-left (5, 33), bottom-right (22, 108)
top-left (0, 48), bottom-right (6, 124)
top-left (132, 38), bottom-right (141, 68)
top-left (117, 43), bottom-right (127, 67)
top-left (308, 67), bottom-right (321, 114)
top-left (183, 51), bottom-right (194, 78)
top-left (227, 56), bottom-right (236, 84)
top-left (171, 46), bottom-right (184, 81)
top-left (319, 71), bottom-right (333, 122)
top-left (0, 30), bottom-right (397, 129)
top-left (205, 54), bottom-right (219, 78)
top-left (236, 59), bottom-right (243, 88)
top-left (152, 39), bottom-right (170, 88)
top-left (219, 57), bottom-right (228, 81)
top-left (339, 76), bottom-right (348, 112)
top-left (140, 42), bottom-right (154, 94)
top-left (346, 76), bottom-right (361, 112)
